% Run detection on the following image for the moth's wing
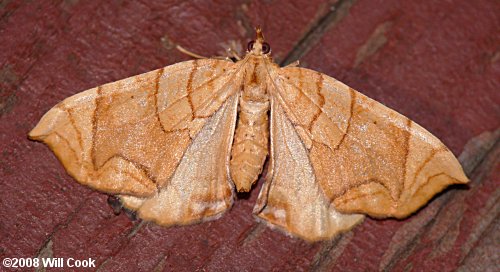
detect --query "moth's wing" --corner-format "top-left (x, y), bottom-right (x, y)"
top-left (29, 59), bottom-right (240, 198)
top-left (268, 67), bottom-right (468, 219)
top-left (254, 98), bottom-right (364, 242)
top-left (120, 94), bottom-right (238, 225)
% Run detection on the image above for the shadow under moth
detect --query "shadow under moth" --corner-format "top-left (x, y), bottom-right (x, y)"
top-left (29, 28), bottom-right (468, 241)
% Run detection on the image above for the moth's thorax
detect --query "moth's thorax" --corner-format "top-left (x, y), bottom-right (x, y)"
top-left (241, 56), bottom-right (271, 102)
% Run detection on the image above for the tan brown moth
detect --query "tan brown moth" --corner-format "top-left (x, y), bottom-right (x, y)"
top-left (29, 28), bottom-right (468, 241)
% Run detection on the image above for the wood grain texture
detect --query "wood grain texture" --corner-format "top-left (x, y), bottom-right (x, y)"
top-left (1, 0), bottom-right (498, 270)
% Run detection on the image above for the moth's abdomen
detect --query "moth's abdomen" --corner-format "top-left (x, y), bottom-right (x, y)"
top-left (230, 97), bottom-right (269, 192)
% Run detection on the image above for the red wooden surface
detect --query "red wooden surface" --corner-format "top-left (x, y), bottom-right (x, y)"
top-left (1, 0), bottom-right (499, 271)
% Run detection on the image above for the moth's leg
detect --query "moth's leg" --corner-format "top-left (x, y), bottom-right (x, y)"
top-left (226, 47), bottom-right (242, 61)
top-left (107, 195), bottom-right (123, 215)
top-left (107, 195), bottom-right (139, 221)
top-left (284, 60), bottom-right (300, 67)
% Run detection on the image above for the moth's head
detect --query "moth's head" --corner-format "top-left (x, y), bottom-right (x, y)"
top-left (247, 27), bottom-right (271, 56)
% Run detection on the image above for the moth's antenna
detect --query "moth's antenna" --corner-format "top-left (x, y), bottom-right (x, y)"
top-left (175, 45), bottom-right (207, 59)
top-left (176, 45), bottom-right (240, 61)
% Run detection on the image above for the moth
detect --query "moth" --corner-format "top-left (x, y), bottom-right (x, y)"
top-left (29, 28), bottom-right (468, 241)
